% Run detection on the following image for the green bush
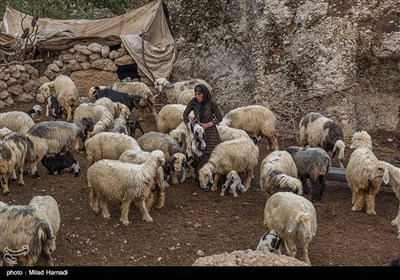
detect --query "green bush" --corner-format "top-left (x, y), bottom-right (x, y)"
top-left (0, 0), bottom-right (146, 20)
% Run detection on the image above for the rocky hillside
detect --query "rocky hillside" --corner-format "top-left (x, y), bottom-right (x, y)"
top-left (167, 0), bottom-right (400, 138)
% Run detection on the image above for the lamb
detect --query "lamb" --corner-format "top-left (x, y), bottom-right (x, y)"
top-left (41, 151), bottom-right (80, 177)
top-left (45, 95), bottom-right (63, 118)
top-left (220, 105), bottom-right (279, 151)
top-left (260, 150), bottom-right (303, 199)
top-left (185, 121), bottom-right (206, 158)
top-left (299, 112), bottom-right (346, 168)
top-left (263, 192), bottom-right (317, 264)
top-left (378, 161), bottom-right (400, 230)
top-left (87, 150), bottom-right (165, 225)
top-left (156, 104), bottom-right (188, 134)
top-left (126, 119), bottom-right (144, 138)
top-left (154, 78), bottom-right (212, 104)
top-left (220, 170), bottom-right (246, 197)
top-left (25, 117), bottom-right (93, 178)
top-left (26, 105), bottom-right (42, 119)
top-left (119, 149), bottom-right (169, 209)
top-left (0, 132), bottom-right (28, 195)
top-left (112, 117), bottom-right (129, 134)
top-left (0, 202), bottom-right (56, 266)
top-left (198, 138), bottom-right (259, 191)
top-left (94, 97), bottom-right (131, 120)
top-left (85, 132), bottom-right (141, 166)
top-left (256, 229), bottom-right (282, 255)
top-left (137, 132), bottom-right (188, 185)
top-left (0, 111), bottom-right (35, 134)
top-left (111, 80), bottom-right (158, 122)
top-left (286, 146), bottom-right (331, 202)
top-left (38, 75), bottom-right (79, 122)
top-left (346, 131), bottom-right (389, 215)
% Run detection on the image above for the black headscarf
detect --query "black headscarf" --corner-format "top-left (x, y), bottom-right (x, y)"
top-left (194, 84), bottom-right (211, 121)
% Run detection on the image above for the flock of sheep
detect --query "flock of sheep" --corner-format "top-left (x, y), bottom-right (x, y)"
top-left (0, 73), bottom-right (399, 266)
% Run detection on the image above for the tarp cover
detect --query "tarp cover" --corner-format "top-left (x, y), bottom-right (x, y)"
top-left (1, 0), bottom-right (175, 81)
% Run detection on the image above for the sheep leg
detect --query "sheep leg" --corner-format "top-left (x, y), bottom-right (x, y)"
top-left (220, 183), bottom-right (228, 196)
top-left (17, 165), bottom-right (25, 186)
top-left (230, 181), bottom-right (239, 197)
top-left (391, 196), bottom-right (400, 225)
top-left (211, 173), bottom-right (220, 191)
top-left (137, 199), bottom-right (153, 222)
top-left (366, 185), bottom-right (379, 215)
top-left (244, 170), bottom-right (254, 190)
top-left (171, 172), bottom-right (179, 185)
top-left (303, 243), bottom-right (311, 265)
top-left (310, 177), bottom-right (322, 202)
top-left (89, 189), bottom-right (99, 213)
top-left (288, 240), bottom-right (297, 258)
top-left (156, 188), bottom-right (166, 209)
top-left (46, 104), bottom-right (50, 117)
top-left (120, 199), bottom-right (132, 225)
top-left (65, 106), bottom-right (73, 122)
top-left (268, 135), bottom-right (279, 151)
top-left (301, 176), bottom-right (309, 194)
top-left (99, 197), bottom-right (110, 219)
top-left (1, 175), bottom-right (10, 195)
top-left (150, 106), bottom-right (158, 123)
top-left (351, 190), bottom-right (364, 212)
top-left (180, 167), bottom-right (187, 183)
top-left (145, 192), bottom-right (154, 212)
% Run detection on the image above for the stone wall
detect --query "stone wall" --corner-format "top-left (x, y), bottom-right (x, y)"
top-left (167, 0), bottom-right (400, 138)
top-left (0, 42), bottom-right (140, 108)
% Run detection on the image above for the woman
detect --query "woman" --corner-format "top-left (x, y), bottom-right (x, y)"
top-left (183, 84), bottom-right (223, 191)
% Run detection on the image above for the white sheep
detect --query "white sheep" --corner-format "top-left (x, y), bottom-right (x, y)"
top-left (264, 192), bottom-right (317, 264)
top-left (299, 112), bottom-right (346, 168)
top-left (94, 97), bottom-right (131, 120)
top-left (216, 125), bottom-right (251, 142)
top-left (119, 149), bottom-right (169, 209)
top-left (156, 104), bottom-right (188, 134)
top-left (220, 170), bottom-right (246, 197)
top-left (220, 105), bottom-right (279, 151)
top-left (154, 78), bottom-right (212, 104)
top-left (28, 195), bottom-right (60, 236)
top-left (198, 138), bottom-right (259, 191)
top-left (177, 89), bottom-right (195, 105)
top-left (260, 150), bottom-right (303, 200)
top-left (346, 131), bottom-right (389, 215)
top-left (0, 202), bottom-right (56, 266)
top-left (379, 161), bottom-right (400, 229)
top-left (85, 132), bottom-right (141, 166)
top-left (26, 118), bottom-right (94, 178)
top-left (73, 103), bottom-right (114, 125)
top-left (0, 111), bottom-right (35, 134)
top-left (38, 75), bottom-right (79, 122)
top-left (137, 132), bottom-right (187, 185)
top-left (88, 115), bottom-right (114, 138)
top-left (112, 117), bottom-right (129, 134)
top-left (87, 150), bottom-right (165, 225)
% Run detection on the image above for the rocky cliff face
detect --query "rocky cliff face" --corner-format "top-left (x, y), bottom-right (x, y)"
top-left (168, 0), bottom-right (400, 138)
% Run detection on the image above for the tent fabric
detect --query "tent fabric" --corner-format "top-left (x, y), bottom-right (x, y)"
top-left (1, 0), bottom-right (175, 81)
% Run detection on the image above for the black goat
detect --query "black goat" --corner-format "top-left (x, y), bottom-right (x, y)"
top-left (93, 87), bottom-right (141, 111)
top-left (41, 151), bottom-right (80, 177)
top-left (126, 119), bottom-right (144, 138)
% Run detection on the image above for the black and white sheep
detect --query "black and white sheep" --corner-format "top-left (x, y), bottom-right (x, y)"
top-left (286, 146), bottom-right (331, 202)
top-left (0, 202), bottom-right (56, 266)
top-left (45, 95), bottom-right (63, 119)
top-left (264, 192), bottom-right (317, 264)
top-left (256, 229), bottom-right (282, 255)
top-left (26, 105), bottom-right (42, 119)
top-left (41, 151), bottom-right (80, 177)
top-left (299, 112), bottom-right (346, 168)
top-left (260, 150), bottom-right (303, 199)
top-left (220, 170), bottom-right (246, 197)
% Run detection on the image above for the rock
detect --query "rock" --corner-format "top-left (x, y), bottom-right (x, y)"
top-left (70, 69), bottom-right (118, 96)
top-left (91, 58), bottom-right (118, 72)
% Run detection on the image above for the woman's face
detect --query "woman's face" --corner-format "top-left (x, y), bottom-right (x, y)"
top-left (195, 91), bottom-right (203, 102)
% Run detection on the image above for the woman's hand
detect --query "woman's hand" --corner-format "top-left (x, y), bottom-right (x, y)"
top-left (201, 122), bottom-right (213, 129)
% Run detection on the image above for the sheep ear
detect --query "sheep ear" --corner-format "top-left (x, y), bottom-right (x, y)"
top-left (288, 213), bottom-right (302, 233)
top-left (208, 168), bottom-right (214, 184)
top-left (350, 141), bottom-right (357, 149)
top-left (383, 168), bottom-right (390, 184)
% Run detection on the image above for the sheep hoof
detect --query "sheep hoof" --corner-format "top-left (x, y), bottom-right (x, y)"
top-left (18, 183), bottom-right (24, 186)
top-left (366, 209), bottom-right (376, 215)
top-left (156, 204), bottom-right (163, 210)
top-left (120, 219), bottom-right (129, 225)
top-left (211, 186), bottom-right (217, 192)
top-left (11, 178), bottom-right (16, 182)
top-left (391, 219), bottom-right (400, 226)
top-left (103, 214), bottom-right (111, 219)
top-left (233, 194), bottom-right (238, 198)
top-left (34, 171), bottom-right (40, 178)
top-left (92, 207), bottom-right (99, 213)
top-left (3, 190), bottom-right (10, 196)
top-left (351, 206), bottom-right (361, 212)
top-left (144, 217), bottom-right (153, 222)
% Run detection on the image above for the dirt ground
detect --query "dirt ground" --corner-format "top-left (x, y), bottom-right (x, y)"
top-left (1, 100), bottom-right (399, 267)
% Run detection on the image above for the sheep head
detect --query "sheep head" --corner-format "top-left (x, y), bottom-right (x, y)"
top-left (350, 131), bottom-right (373, 150)
top-left (199, 164), bottom-right (214, 189)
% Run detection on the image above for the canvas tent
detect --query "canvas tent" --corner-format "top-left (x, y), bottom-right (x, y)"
top-left (1, 0), bottom-right (175, 81)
